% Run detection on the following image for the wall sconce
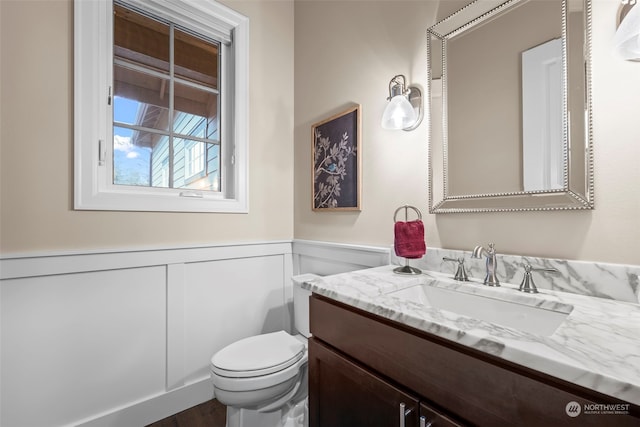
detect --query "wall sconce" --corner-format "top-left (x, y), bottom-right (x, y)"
top-left (614, 0), bottom-right (640, 60)
top-left (381, 75), bottom-right (423, 131)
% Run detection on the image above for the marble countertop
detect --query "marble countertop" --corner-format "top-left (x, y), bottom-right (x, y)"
top-left (301, 265), bottom-right (640, 406)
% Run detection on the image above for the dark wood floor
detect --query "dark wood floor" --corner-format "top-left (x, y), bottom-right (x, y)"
top-left (146, 399), bottom-right (226, 427)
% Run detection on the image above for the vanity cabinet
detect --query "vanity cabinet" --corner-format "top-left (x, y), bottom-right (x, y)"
top-left (309, 338), bottom-right (461, 427)
top-left (308, 294), bottom-right (640, 427)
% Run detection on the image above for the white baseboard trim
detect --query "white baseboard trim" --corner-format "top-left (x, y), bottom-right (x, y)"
top-left (76, 378), bottom-right (213, 427)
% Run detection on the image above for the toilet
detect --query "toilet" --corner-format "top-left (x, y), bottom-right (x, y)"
top-left (210, 274), bottom-right (318, 427)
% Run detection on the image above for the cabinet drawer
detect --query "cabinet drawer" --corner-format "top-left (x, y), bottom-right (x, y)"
top-left (421, 402), bottom-right (464, 427)
top-left (310, 294), bottom-right (640, 427)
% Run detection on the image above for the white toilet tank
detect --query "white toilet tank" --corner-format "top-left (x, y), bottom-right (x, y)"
top-left (291, 274), bottom-right (320, 338)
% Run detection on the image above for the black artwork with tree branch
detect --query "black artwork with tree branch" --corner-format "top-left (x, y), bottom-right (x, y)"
top-left (312, 106), bottom-right (360, 210)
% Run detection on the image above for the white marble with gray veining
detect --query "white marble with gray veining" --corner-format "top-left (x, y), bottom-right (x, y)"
top-left (390, 248), bottom-right (640, 303)
top-left (302, 265), bottom-right (640, 406)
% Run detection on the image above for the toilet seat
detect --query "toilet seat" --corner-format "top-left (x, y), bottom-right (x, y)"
top-left (211, 331), bottom-right (306, 378)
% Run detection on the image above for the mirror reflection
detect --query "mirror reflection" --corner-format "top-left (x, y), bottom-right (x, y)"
top-left (428, 0), bottom-right (593, 213)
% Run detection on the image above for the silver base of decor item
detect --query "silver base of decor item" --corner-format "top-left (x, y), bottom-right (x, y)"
top-left (393, 264), bottom-right (422, 275)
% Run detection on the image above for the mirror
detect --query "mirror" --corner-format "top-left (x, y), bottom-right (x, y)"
top-left (428, 0), bottom-right (593, 213)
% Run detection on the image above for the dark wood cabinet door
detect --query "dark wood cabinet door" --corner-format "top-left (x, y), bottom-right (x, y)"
top-left (309, 337), bottom-right (420, 427)
top-left (420, 402), bottom-right (465, 427)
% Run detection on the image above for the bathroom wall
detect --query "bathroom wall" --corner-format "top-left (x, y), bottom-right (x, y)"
top-left (0, 0), bottom-right (295, 255)
top-left (293, 0), bottom-right (438, 253)
top-left (294, 0), bottom-right (640, 266)
top-left (1, 1), bottom-right (296, 426)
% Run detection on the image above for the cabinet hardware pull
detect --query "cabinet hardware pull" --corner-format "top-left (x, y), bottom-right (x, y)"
top-left (420, 416), bottom-right (433, 427)
top-left (399, 402), bottom-right (413, 427)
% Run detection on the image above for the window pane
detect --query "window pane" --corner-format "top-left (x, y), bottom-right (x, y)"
top-left (173, 138), bottom-right (220, 191)
top-left (174, 28), bottom-right (218, 88)
top-left (113, 126), bottom-right (152, 186)
top-left (114, 4), bottom-right (170, 74)
top-left (174, 83), bottom-right (219, 140)
top-left (114, 65), bottom-right (170, 131)
top-left (149, 135), bottom-right (171, 188)
top-left (110, 3), bottom-right (224, 195)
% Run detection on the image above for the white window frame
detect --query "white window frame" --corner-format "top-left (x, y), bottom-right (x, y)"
top-left (74, 0), bottom-right (249, 213)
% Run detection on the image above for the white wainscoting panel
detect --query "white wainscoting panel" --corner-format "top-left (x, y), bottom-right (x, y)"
top-left (292, 240), bottom-right (390, 276)
top-left (0, 240), bottom-right (379, 426)
top-left (0, 241), bottom-right (293, 427)
top-left (182, 256), bottom-right (288, 385)
top-left (167, 263), bottom-right (187, 391)
top-left (1, 267), bottom-right (167, 427)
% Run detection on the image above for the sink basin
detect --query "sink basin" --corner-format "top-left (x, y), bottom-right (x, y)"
top-left (387, 284), bottom-right (572, 336)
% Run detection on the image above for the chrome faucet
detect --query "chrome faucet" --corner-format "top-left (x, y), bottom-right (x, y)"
top-left (443, 257), bottom-right (469, 281)
top-left (518, 264), bottom-right (559, 293)
top-left (472, 243), bottom-right (500, 286)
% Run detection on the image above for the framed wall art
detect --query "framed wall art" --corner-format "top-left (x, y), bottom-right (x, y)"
top-left (311, 105), bottom-right (361, 211)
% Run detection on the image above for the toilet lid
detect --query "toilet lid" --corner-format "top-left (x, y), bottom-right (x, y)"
top-left (211, 331), bottom-right (305, 378)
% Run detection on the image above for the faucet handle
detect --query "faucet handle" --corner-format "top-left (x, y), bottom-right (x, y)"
top-left (443, 257), bottom-right (469, 281)
top-left (519, 264), bottom-right (559, 293)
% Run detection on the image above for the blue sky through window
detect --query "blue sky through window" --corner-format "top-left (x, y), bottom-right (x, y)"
top-left (114, 97), bottom-right (138, 126)
top-left (113, 96), bottom-right (151, 186)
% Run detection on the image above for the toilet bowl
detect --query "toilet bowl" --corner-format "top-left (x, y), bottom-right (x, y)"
top-left (210, 274), bottom-right (319, 427)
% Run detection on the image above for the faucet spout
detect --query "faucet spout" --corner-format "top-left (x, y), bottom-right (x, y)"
top-left (471, 243), bottom-right (500, 287)
top-left (472, 245), bottom-right (485, 259)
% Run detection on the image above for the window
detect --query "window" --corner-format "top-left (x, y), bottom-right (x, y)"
top-left (74, 0), bottom-right (248, 212)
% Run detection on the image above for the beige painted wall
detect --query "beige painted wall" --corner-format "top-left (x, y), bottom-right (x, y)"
top-left (2, 0), bottom-right (638, 266)
top-left (294, 0), bottom-right (640, 265)
top-left (0, 0), bottom-right (295, 254)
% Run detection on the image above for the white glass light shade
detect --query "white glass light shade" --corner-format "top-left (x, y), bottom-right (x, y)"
top-left (381, 95), bottom-right (418, 130)
top-left (614, 4), bottom-right (640, 60)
